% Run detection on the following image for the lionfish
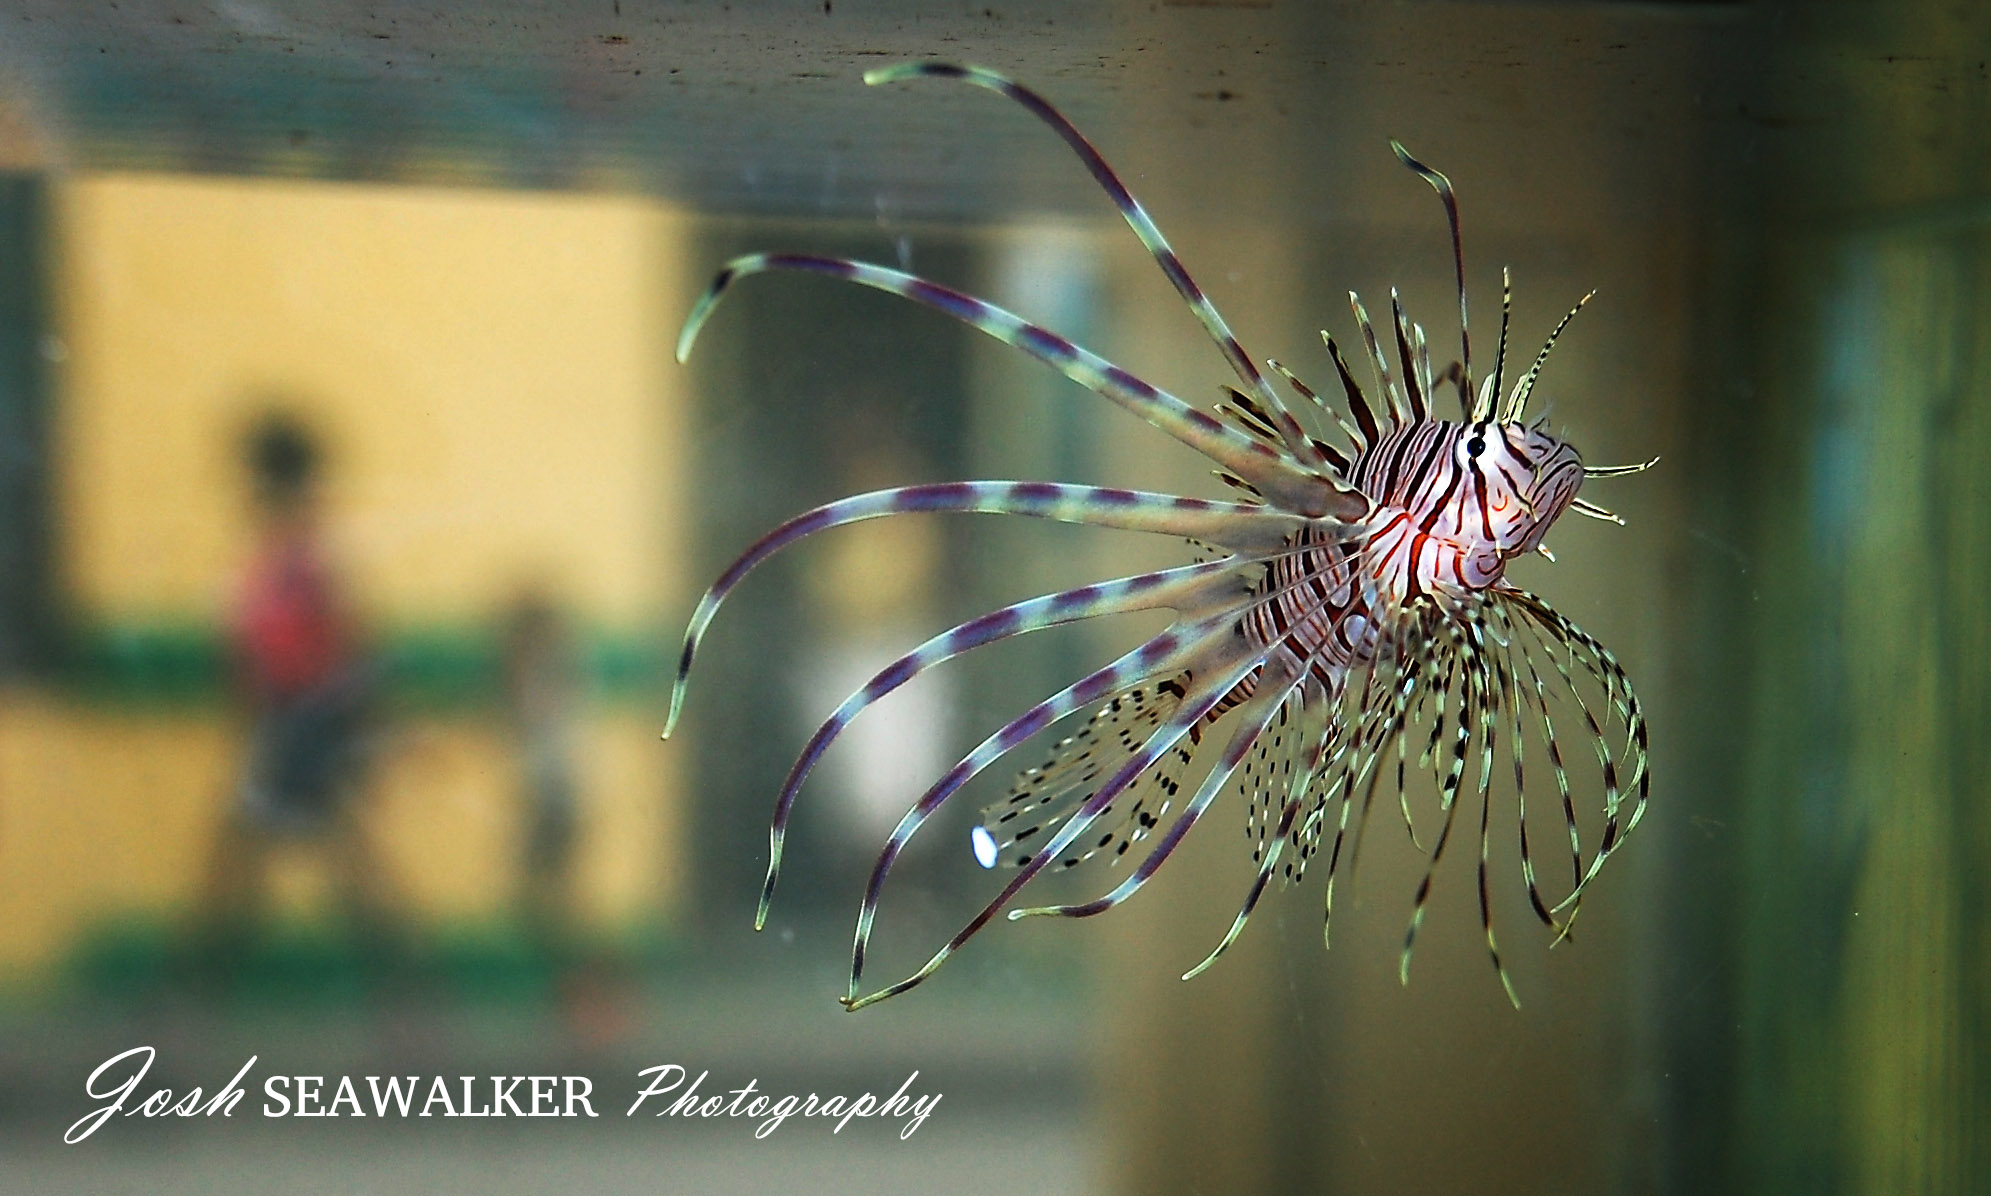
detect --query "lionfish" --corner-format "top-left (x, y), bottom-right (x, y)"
top-left (669, 62), bottom-right (1653, 1011)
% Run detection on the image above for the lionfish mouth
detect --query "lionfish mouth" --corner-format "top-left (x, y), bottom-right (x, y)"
top-left (667, 61), bottom-right (1653, 1012)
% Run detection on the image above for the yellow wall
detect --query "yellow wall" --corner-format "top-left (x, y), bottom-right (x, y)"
top-left (0, 174), bottom-right (695, 972)
top-left (0, 700), bottom-right (682, 970)
top-left (54, 173), bottom-right (685, 624)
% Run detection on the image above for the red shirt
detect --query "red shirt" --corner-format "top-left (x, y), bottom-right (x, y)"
top-left (235, 529), bottom-right (351, 702)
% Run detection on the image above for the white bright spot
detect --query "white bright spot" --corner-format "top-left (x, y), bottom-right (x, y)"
top-left (970, 826), bottom-right (999, 870)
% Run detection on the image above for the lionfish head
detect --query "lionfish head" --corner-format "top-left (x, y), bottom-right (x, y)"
top-left (1482, 420), bottom-right (1584, 559)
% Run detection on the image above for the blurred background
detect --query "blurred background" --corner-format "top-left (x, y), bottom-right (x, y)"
top-left (0, 1), bottom-right (1985, 1193)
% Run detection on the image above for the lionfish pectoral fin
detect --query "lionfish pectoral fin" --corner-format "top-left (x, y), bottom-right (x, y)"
top-left (848, 637), bottom-right (1266, 1011)
top-left (677, 252), bottom-right (1353, 514)
top-left (1010, 653), bottom-right (1303, 923)
top-left (1185, 695), bottom-right (1333, 981)
top-left (976, 680), bottom-right (1188, 872)
top-left (845, 632), bottom-right (1197, 1007)
top-left (663, 481), bottom-right (1326, 738)
top-left (752, 553), bottom-right (1268, 927)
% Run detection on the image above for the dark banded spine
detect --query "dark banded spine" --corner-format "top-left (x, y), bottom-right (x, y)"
top-left (678, 252), bottom-right (1366, 520)
top-left (662, 481), bottom-right (1317, 735)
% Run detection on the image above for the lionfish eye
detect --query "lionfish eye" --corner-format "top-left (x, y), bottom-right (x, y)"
top-left (1466, 434), bottom-right (1487, 457)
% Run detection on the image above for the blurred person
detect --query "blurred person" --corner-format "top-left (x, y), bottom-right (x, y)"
top-left (499, 588), bottom-right (581, 946)
top-left (499, 587), bottom-right (633, 1047)
top-left (202, 411), bottom-right (388, 953)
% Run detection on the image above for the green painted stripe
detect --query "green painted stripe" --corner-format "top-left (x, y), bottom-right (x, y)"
top-left (58, 621), bottom-right (668, 708)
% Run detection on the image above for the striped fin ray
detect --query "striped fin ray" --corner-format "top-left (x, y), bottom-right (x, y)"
top-left (1217, 383), bottom-right (1350, 473)
top-left (763, 531), bottom-right (1332, 922)
top-left (1502, 602), bottom-right (1590, 922)
top-left (1007, 545), bottom-right (1365, 931)
top-left (1412, 323), bottom-right (1435, 416)
top-left (843, 630), bottom-right (1274, 1010)
top-left (838, 543), bottom-right (1356, 1008)
top-left (1390, 291), bottom-right (1428, 422)
top-left (1290, 661), bottom-right (1390, 894)
top-left (975, 682), bottom-right (1191, 872)
top-left (1468, 619), bottom-right (1521, 1008)
top-left (1215, 386), bottom-right (1285, 447)
top-left (1241, 698), bottom-right (1304, 872)
top-left (1283, 592), bottom-right (1597, 1007)
top-left (1484, 266), bottom-right (1514, 420)
top-left (679, 253), bottom-right (1356, 516)
top-left (1265, 359), bottom-right (1363, 466)
top-left (1350, 292), bottom-right (1411, 426)
top-left (1485, 603), bottom-right (1568, 934)
top-left (1313, 603), bottom-right (1460, 949)
top-left (1503, 289), bottom-right (1594, 423)
top-left (1406, 635), bottom-right (1468, 850)
top-left (754, 554), bottom-right (1263, 928)
top-left (662, 480), bottom-right (1337, 736)
top-left (1007, 651), bottom-right (1309, 923)
top-left (1396, 610), bottom-right (1481, 991)
top-left (839, 536), bottom-right (1364, 1008)
top-left (1313, 688), bottom-right (1396, 947)
top-left (1321, 330), bottom-right (1382, 448)
top-left (1181, 688), bottom-right (1336, 980)
top-left (1510, 598), bottom-right (1635, 828)
top-left (864, 61), bottom-right (1334, 478)
top-left (1501, 590), bottom-right (1649, 910)
top-left (1389, 139), bottom-right (1479, 415)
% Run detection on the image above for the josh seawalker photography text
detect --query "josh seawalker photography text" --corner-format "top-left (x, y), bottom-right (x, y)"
top-left (65, 1047), bottom-right (942, 1144)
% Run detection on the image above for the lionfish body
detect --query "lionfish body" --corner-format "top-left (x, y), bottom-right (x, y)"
top-left (1232, 418), bottom-right (1585, 696)
top-left (671, 62), bottom-right (1653, 1010)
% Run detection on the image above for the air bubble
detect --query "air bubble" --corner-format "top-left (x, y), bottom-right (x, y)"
top-left (970, 825), bottom-right (1000, 869)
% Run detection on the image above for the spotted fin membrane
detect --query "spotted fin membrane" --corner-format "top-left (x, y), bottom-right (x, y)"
top-left (976, 683), bottom-right (1193, 871)
top-left (1241, 699), bottom-right (1309, 868)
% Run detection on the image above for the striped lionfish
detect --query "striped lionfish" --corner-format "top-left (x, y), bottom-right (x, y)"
top-left (669, 62), bottom-right (1653, 1011)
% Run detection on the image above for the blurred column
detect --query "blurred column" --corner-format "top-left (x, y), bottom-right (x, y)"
top-left (1718, 5), bottom-right (1991, 1194)
top-left (0, 174), bottom-right (54, 679)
